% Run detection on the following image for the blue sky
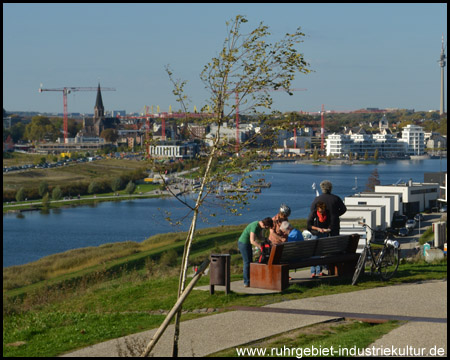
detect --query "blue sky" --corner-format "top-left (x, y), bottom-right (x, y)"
top-left (3, 3), bottom-right (447, 115)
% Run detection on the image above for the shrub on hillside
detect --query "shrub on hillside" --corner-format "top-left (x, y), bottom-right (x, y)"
top-left (52, 186), bottom-right (63, 201)
top-left (159, 249), bottom-right (178, 268)
top-left (4, 189), bottom-right (16, 202)
top-left (61, 182), bottom-right (89, 197)
top-left (15, 187), bottom-right (26, 202)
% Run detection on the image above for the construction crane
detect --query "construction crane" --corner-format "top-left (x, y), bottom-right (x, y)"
top-left (321, 104), bottom-right (325, 150)
top-left (439, 34), bottom-right (446, 115)
top-left (38, 84), bottom-right (116, 143)
top-left (221, 88), bottom-right (307, 153)
top-left (141, 105), bottom-right (215, 142)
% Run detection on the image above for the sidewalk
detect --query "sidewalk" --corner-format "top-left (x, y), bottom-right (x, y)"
top-left (61, 275), bottom-right (447, 357)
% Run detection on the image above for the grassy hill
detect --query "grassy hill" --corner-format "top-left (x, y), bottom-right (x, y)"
top-left (3, 220), bottom-right (447, 357)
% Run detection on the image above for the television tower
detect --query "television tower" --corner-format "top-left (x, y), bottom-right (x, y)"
top-left (439, 34), bottom-right (446, 115)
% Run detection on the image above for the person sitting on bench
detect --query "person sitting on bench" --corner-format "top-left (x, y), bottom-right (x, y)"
top-left (280, 221), bottom-right (304, 242)
top-left (307, 201), bottom-right (331, 277)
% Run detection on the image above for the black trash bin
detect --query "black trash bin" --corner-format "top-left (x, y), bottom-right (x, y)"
top-left (209, 254), bottom-right (231, 294)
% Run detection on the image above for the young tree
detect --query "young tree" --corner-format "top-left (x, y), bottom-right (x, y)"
top-left (111, 177), bottom-right (123, 193)
top-left (41, 192), bottom-right (50, 210)
top-left (88, 181), bottom-right (100, 195)
top-left (124, 180), bottom-right (136, 196)
top-left (16, 187), bottom-right (25, 202)
top-left (142, 15), bottom-right (311, 357)
top-left (38, 181), bottom-right (49, 197)
top-left (313, 148), bottom-right (319, 161)
top-left (52, 186), bottom-right (63, 201)
top-left (365, 168), bottom-right (381, 192)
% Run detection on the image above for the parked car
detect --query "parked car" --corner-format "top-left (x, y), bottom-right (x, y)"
top-left (405, 219), bottom-right (416, 230)
top-left (414, 213), bottom-right (424, 222)
top-left (392, 214), bottom-right (407, 228)
top-left (397, 227), bottom-right (409, 237)
top-left (440, 205), bottom-right (447, 213)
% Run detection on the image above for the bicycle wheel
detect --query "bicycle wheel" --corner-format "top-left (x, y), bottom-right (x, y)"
top-left (352, 248), bottom-right (367, 285)
top-left (379, 246), bottom-right (400, 281)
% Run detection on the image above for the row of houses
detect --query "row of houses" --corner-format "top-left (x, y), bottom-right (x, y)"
top-left (339, 173), bottom-right (447, 245)
top-left (325, 125), bottom-right (446, 157)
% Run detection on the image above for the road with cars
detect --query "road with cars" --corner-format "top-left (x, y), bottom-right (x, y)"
top-left (393, 213), bottom-right (445, 256)
top-left (3, 156), bottom-right (104, 173)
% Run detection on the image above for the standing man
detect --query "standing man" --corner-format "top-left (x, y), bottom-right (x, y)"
top-left (310, 180), bottom-right (346, 236)
top-left (238, 217), bottom-right (273, 287)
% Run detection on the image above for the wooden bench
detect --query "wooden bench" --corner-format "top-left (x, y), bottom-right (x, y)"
top-left (250, 234), bottom-right (360, 291)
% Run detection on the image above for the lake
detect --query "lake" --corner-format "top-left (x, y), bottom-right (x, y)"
top-left (3, 158), bottom-right (446, 267)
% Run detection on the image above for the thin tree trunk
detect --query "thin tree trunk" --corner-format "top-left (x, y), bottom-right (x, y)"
top-left (141, 259), bottom-right (210, 357)
top-left (171, 144), bottom-right (218, 357)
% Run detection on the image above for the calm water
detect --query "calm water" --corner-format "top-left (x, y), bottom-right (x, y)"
top-left (3, 159), bottom-right (446, 267)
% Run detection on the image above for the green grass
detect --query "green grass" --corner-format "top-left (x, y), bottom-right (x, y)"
top-left (3, 158), bottom-right (148, 192)
top-left (2, 222), bottom-right (447, 357)
top-left (3, 310), bottom-right (166, 357)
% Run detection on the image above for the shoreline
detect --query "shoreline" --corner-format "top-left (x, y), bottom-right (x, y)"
top-left (3, 157), bottom-right (445, 213)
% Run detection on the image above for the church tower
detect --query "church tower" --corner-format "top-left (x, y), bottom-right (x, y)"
top-left (94, 83), bottom-right (105, 119)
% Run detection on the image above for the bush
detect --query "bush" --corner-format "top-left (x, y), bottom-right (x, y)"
top-left (41, 192), bottom-right (50, 209)
top-left (88, 181), bottom-right (100, 195)
top-left (61, 182), bottom-right (89, 197)
top-left (16, 187), bottom-right (25, 202)
top-left (3, 189), bottom-right (16, 202)
top-left (159, 249), bottom-right (178, 267)
top-left (125, 181), bottom-right (136, 195)
top-left (38, 181), bottom-right (49, 197)
top-left (52, 186), bottom-right (62, 201)
top-left (111, 177), bottom-right (123, 192)
top-left (419, 227), bottom-right (434, 245)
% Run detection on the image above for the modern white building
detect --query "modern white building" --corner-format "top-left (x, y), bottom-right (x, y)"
top-left (345, 193), bottom-right (397, 227)
top-left (374, 180), bottom-right (439, 216)
top-left (340, 180), bottom-right (440, 246)
top-left (205, 123), bottom-right (248, 147)
top-left (424, 172), bottom-right (447, 209)
top-left (401, 124), bottom-right (425, 155)
top-left (345, 204), bottom-right (386, 229)
top-left (340, 208), bottom-right (377, 245)
top-left (148, 142), bottom-right (199, 159)
top-left (359, 192), bottom-right (402, 215)
top-left (325, 133), bottom-right (408, 157)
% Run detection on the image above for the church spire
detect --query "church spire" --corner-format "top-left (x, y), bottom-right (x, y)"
top-left (94, 83), bottom-right (104, 119)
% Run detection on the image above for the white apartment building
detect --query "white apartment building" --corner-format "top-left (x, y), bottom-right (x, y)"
top-left (326, 133), bottom-right (408, 157)
top-left (401, 124), bottom-right (425, 155)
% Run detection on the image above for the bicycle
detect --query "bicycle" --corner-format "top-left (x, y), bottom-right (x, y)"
top-left (352, 221), bottom-right (401, 285)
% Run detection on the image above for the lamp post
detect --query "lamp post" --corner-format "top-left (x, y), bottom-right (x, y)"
top-left (418, 216), bottom-right (421, 240)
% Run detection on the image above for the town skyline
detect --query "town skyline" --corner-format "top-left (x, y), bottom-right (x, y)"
top-left (3, 3), bottom-right (447, 115)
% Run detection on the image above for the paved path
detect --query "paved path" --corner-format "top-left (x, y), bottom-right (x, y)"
top-left (61, 276), bottom-right (447, 357)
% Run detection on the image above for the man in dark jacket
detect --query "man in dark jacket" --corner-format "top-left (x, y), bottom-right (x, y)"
top-left (310, 180), bottom-right (346, 236)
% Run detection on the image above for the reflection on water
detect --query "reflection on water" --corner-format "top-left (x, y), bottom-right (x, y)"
top-left (3, 159), bottom-right (446, 267)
